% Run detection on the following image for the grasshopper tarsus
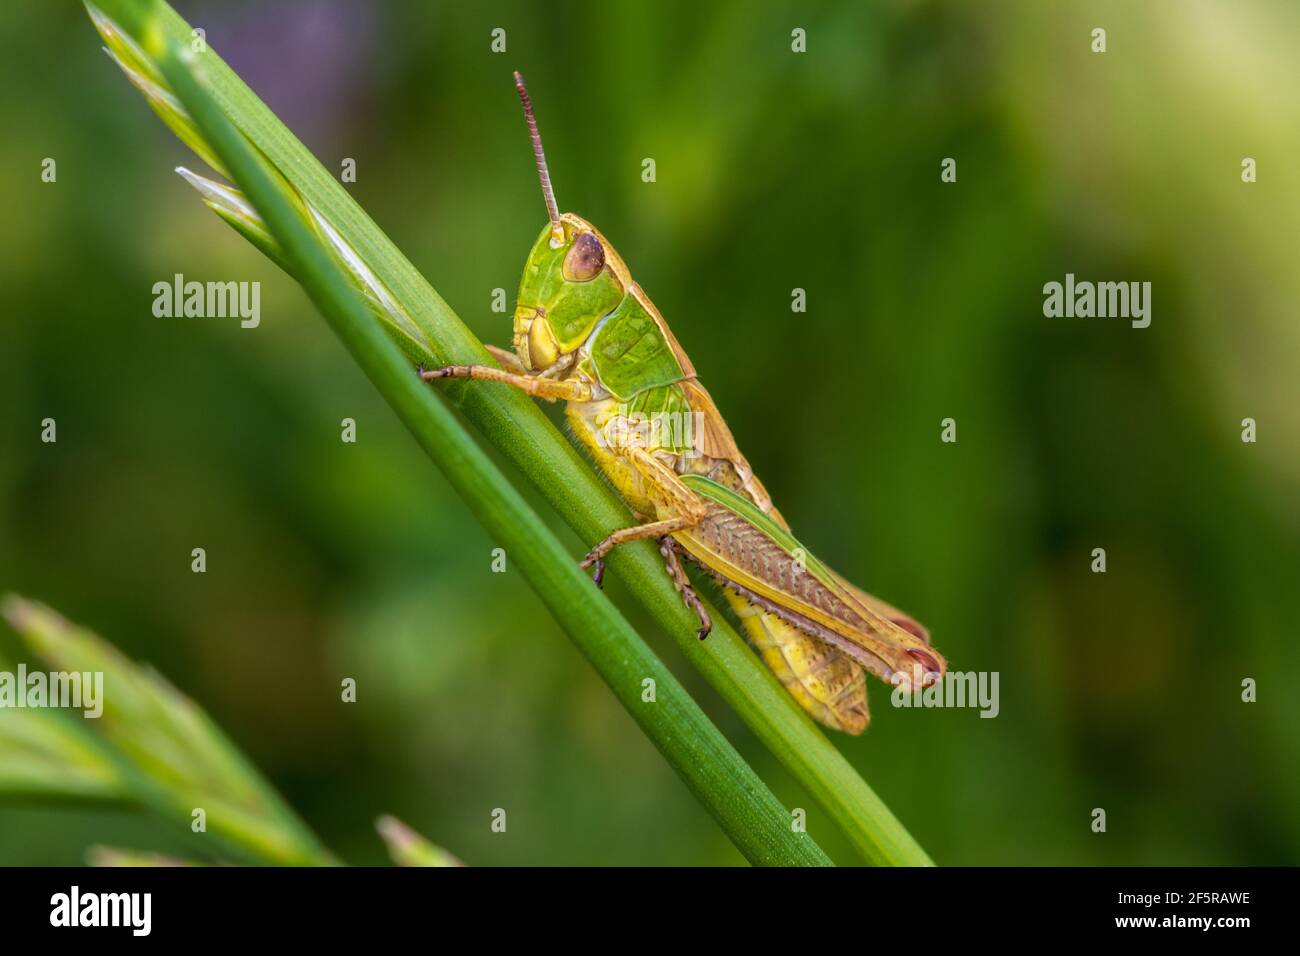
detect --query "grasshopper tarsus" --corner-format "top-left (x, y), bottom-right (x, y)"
top-left (578, 543), bottom-right (607, 587)
top-left (418, 364), bottom-right (453, 382)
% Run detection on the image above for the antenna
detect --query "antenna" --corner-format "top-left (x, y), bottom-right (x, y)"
top-left (513, 71), bottom-right (564, 245)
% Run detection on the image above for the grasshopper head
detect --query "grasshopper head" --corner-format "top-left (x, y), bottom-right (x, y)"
top-left (510, 73), bottom-right (629, 370)
top-left (514, 214), bottom-right (628, 369)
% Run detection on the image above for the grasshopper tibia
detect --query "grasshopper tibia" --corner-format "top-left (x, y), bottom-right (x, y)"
top-left (659, 537), bottom-right (712, 640)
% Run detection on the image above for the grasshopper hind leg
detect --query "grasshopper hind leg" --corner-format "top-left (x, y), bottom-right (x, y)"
top-left (659, 538), bottom-right (712, 639)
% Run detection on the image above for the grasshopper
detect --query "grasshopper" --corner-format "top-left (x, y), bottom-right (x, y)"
top-left (422, 74), bottom-right (945, 733)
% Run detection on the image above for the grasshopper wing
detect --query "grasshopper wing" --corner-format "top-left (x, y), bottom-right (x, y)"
top-left (673, 475), bottom-right (944, 687)
top-left (826, 571), bottom-right (931, 645)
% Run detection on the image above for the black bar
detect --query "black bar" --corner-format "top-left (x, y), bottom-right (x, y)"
top-left (2, 866), bottom-right (1291, 942)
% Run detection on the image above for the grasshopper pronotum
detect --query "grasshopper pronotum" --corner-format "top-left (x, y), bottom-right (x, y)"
top-left (423, 74), bottom-right (945, 733)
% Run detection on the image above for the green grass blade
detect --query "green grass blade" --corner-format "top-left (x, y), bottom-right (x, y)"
top-left (86, 0), bottom-right (931, 865)
top-left (0, 596), bottom-right (336, 865)
top-left (106, 5), bottom-right (830, 868)
top-left (375, 816), bottom-right (464, 868)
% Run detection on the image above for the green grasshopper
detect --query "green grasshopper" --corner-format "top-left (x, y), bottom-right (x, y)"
top-left (423, 73), bottom-right (945, 733)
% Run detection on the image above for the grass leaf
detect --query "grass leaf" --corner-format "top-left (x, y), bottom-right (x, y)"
top-left (1, 595), bottom-right (335, 865)
top-left (376, 816), bottom-right (464, 867)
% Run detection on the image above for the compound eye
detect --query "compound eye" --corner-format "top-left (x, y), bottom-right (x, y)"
top-left (563, 232), bottom-right (605, 281)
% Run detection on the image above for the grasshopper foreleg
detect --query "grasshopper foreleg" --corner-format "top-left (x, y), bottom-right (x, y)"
top-left (419, 363), bottom-right (592, 402)
top-left (482, 346), bottom-right (576, 380)
top-left (659, 537), bottom-right (712, 640)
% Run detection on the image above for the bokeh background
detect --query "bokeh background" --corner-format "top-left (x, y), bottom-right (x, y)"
top-left (2, 0), bottom-right (1298, 865)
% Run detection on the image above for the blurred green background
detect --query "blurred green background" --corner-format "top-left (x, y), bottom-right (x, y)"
top-left (2, 0), bottom-right (1298, 865)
